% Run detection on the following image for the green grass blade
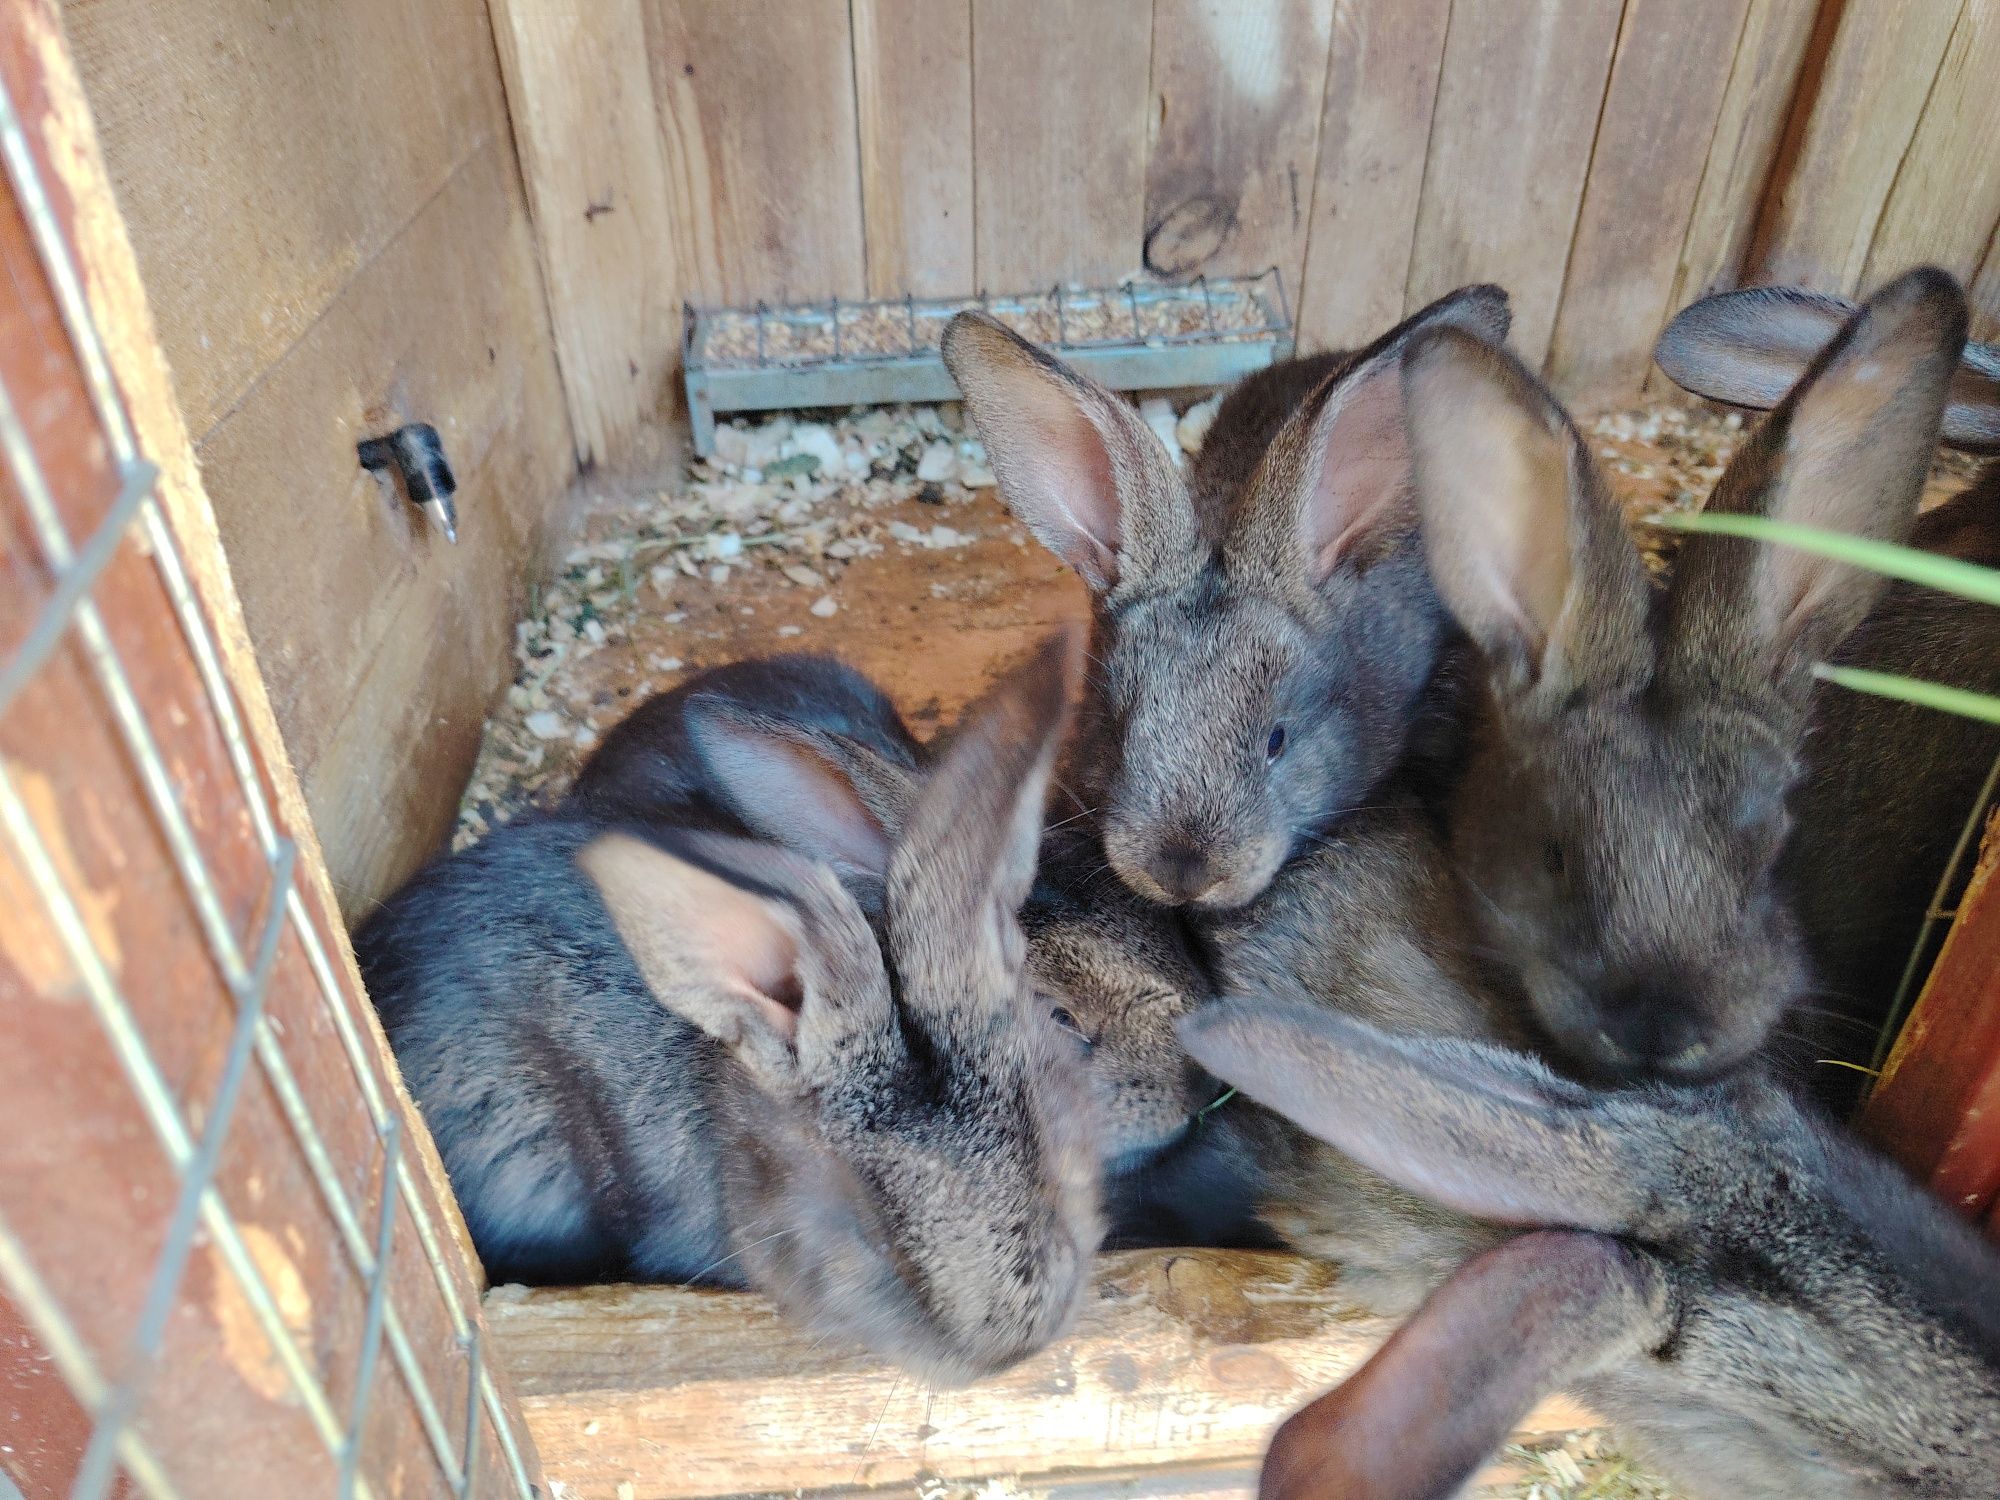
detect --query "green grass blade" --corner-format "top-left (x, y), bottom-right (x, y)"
top-left (1651, 510), bottom-right (2000, 608)
top-left (1812, 663), bottom-right (2000, 725)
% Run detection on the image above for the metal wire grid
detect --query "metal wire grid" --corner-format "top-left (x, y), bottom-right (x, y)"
top-left (0, 70), bottom-right (532, 1500)
top-left (686, 267), bottom-right (1293, 372)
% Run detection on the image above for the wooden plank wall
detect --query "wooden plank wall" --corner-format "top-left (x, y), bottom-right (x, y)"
top-left (487, 0), bottom-right (2000, 455)
top-left (64, 0), bottom-right (577, 917)
top-left (53, 0), bottom-right (2000, 907)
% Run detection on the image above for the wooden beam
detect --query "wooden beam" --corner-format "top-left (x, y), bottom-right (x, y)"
top-left (1545, 0), bottom-right (1753, 400)
top-left (1293, 0), bottom-right (1450, 352)
top-left (487, 0), bottom-right (680, 469)
top-left (1859, 0), bottom-right (2000, 291)
top-left (1645, 0), bottom-right (1819, 392)
top-left (1862, 812), bottom-right (2000, 1230)
top-left (971, 0), bottom-right (1153, 290)
top-left (1140, 0), bottom-right (1335, 291)
top-left (192, 139), bottom-right (574, 913)
top-left (1753, 0), bottom-right (1963, 293)
top-left (488, 1249), bottom-right (1598, 1500)
top-left (853, 0), bottom-right (975, 299)
top-left (645, 0), bottom-right (866, 305)
top-left (1975, 226), bottom-right (2000, 345)
top-left (0, 1), bottom-right (541, 1483)
top-left (1405, 0), bottom-right (1626, 369)
top-left (62, 0), bottom-right (515, 437)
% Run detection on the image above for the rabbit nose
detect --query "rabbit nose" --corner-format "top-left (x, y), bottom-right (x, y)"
top-left (1146, 838), bottom-right (1221, 904)
top-left (1595, 984), bottom-right (1714, 1078)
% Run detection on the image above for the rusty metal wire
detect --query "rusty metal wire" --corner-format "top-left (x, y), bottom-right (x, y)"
top-left (0, 64), bottom-right (534, 1500)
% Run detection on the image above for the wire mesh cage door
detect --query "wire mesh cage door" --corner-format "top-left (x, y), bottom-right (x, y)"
top-left (0, 8), bottom-right (542, 1496)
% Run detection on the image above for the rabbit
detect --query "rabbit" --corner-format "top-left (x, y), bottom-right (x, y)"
top-left (564, 652), bottom-right (1229, 1194)
top-left (1179, 997), bottom-right (2000, 1500)
top-left (1190, 270), bottom-right (1968, 1309)
top-left (354, 634), bottom-right (1103, 1385)
top-left (1652, 282), bottom-right (2000, 1081)
top-left (940, 286), bottom-right (1509, 910)
top-left (566, 654), bottom-right (925, 836)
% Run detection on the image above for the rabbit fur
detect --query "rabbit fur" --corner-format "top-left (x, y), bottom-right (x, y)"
top-left (1653, 281), bottom-right (2000, 1090)
top-left (567, 650), bottom-right (1237, 1226)
top-left (357, 635), bottom-right (1102, 1385)
top-left (1199, 270), bottom-right (1969, 1307)
top-left (1183, 998), bottom-right (2000, 1500)
top-left (942, 288), bottom-right (1506, 910)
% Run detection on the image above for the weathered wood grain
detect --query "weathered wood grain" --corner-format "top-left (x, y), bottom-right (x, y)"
top-left (487, 0), bottom-right (680, 468)
top-left (192, 138), bottom-right (572, 913)
top-left (971, 0), bottom-right (1153, 290)
top-left (1294, 0), bottom-right (1452, 351)
top-left (1863, 814), bottom-right (2000, 1231)
top-left (1974, 229), bottom-right (2000, 344)
top-left (488, 1250), bottom-right (1597, 1500)
top-left (1859, 0), bottom-right (2000, 291)
top-left (1649, 0), bottom-right (1820, 390)
top-left (63, 0), bottom-right (513, 436)
top-left (645, 0), bottom-right (866, 305)
top-left (1405, 0), bottom-right (1626, 368)
top-left (1, 6), bottom-right (541, 1484)
top-left (854, 0), bottom-right (976, 298)
top-left (1141, 0), bottom-right (1335, 290)
top-left (1754, 0), bottom-right (1964, 292)
top-left (1547, 0), bottom-right (1752, 399)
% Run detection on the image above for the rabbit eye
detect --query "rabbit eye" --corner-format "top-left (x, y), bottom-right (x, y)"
top-left (1049, 1005), bottom-right (1088, 1043)
top-left (1265, 724), bottom-right (1287, 762)
top-left (1542, 839), bottom-right (1567, 878)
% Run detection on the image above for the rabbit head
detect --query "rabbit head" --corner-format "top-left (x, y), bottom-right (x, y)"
top-left (1401, 268), bottom-right (1966, 1081)
top-left (1023, 825), bottom-right (1223, 1169)
top-left (663, 658), bottom-right (1220, 1172)
top-left (580, 632), bottom-right (1102, 1384)
top-left (1180, 999), bottom-right (2000, 1500)
top-left (941, 288), bottom-right (1508, 910)
top-left (1654, 277), bottom-right (2000, 1088)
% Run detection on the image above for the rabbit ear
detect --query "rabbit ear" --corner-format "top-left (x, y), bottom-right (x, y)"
top-left (578, 830), bottom-right (887, 1089)
top-left (1234, 285), bottom-right (1511, 586)
top-left (1262, 1231), bottom-right (1669, 1500)
top-left (942, 311), bottom-right (1195, 592)
top-left (1657, 281), bottom-right (2000, 451)
top-left (887, 628), bottom-right (1082, 998)
top-left (1178, 999), bottom-right (1648, 1231)
top-left (685, 698), bottom-right (910, 878)
top-left (1653, 284), bottom-right (1857, 412)
top-left (1402, 328), bottom-right (1651, 695)
top-left (1665, 267), bottom-right (1968, 698)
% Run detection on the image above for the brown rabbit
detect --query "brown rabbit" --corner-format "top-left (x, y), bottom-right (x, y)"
top-left (563, 653), bottom-right (1231, 1216)
top-left (1182, 999), bottom-right (2000, 1500)
top-left (1652, 282), bottom-right (2000, 1084)
top-left (941, 288), bottom-right (1507, 909)
top-left (1198, 270), bottom-right (1968, 1308)
top-left (356, 635), bottom-right (1102, 1384)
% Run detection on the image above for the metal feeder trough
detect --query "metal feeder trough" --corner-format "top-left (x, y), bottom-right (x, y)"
top-left (681, 269), bottom-right (1295, 456)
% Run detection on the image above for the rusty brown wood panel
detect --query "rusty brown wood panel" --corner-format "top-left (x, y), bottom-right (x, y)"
top-left (0, 3), bottom-right (541, 1492)
top-left (1862, 813), bottom-right (2000, 1233)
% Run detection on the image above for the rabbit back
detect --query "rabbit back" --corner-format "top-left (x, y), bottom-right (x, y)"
top-left (357, 814), bottom-right (728, 1285)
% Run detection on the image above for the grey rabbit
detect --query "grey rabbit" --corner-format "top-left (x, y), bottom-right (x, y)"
top-left (940, 287), bottom-right (1508, 909)
top-left (355, 634), bottom-right (1102, 1385)
top-left (1181, 998), bottom-right (2000, 1500)
top-left (564, 651), bottom-right (1235, 1219)
top-left (1652, 281), bottom-right (2000, 1084)
top-left (1198, 270), bottom-right (1967, 1309)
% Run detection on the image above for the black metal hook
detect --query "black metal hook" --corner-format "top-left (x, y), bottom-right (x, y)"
top-left (358, 423), bottom-right (458, 543)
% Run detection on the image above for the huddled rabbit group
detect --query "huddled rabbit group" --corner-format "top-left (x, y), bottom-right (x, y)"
top-left (356, 266), bottom-right (2000, 1497)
